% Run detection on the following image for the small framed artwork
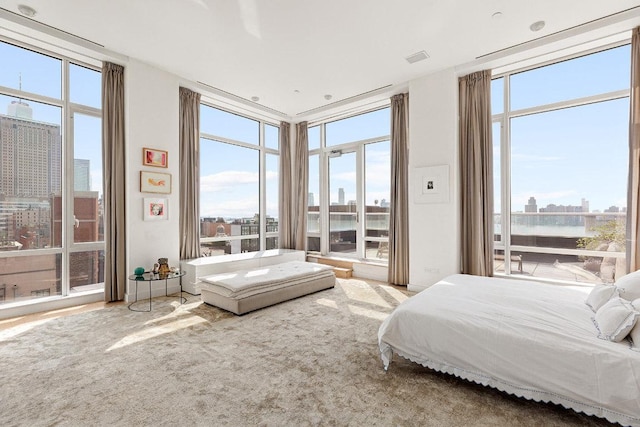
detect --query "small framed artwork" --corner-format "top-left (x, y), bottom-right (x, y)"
top-left (144, 198), bottom-right (168, 221)
top-left (140, 171), bottom-right (171, 194)
top-left (142, 147), bottom-right (168, 168)
top-left (413, 165), bottom-right (450, 204)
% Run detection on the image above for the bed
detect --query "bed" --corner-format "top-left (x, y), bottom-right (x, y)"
top-left (378, 274), bottom-right (640, 426)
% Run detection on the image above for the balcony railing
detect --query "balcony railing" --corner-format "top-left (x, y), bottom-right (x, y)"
top-left (494, 211), bottom-right (626, 284)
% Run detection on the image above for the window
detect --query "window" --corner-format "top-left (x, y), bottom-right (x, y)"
top-left (199, 105), bottom-right (279, 255)
top-left (492, 44), bottom-right (630, 284)
top-left (307, 107), bottom-right (390, 261)
top-left (0, 40), bottom-right (103, 305)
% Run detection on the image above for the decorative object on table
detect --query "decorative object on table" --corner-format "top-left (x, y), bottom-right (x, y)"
top-left (143, 198), bottom-right (168, 221)
top-left (134, 267), bottom-right (145, 278)
top-left (140, 171), bottom-right (171, 194)
top-left (152, 263), bottom-right (159, 274)
top-left (142, 147), bottom-right (168, 168)
top-left (157, 257), bottom-right (171, 278)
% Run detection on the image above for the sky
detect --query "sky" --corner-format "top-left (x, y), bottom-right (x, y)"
top-left (491, 44), bottom-right (630, 213)
top-left (1, 38), bottom-right (631, 223)
top-left (0, 41), bottom-right (103, 196)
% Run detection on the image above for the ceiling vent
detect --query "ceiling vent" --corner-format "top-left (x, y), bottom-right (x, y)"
top-left (405, 50), bottom-right (429, 64)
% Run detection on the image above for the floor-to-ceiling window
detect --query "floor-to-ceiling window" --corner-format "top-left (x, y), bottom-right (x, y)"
top-left (0, 39), bottom-right (103, 305)
top-left (307, 106), bottom-right (390, 261)
top-left (199, 104), bottom-right (279, 255)
top-left (492, 43), bottom-right (630, 284)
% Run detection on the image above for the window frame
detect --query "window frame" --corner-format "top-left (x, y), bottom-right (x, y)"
top-left (492, 41), bottom-right (630, 281)
top-left (307, 105), bottom-right (391, 262)
top-left (0, 36), bottom-right (103, 302)
top-left (199, 102), bottom-right (280, 253)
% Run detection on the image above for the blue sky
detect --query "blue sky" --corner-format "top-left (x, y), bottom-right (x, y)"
top-left (1, 38), bottom-right (631, 220)
top-left (492, 44), bottom-right (630, 213)
top-left (0, 41), bottom-right (103, 195)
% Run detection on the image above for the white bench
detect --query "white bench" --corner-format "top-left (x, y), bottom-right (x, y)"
top-left (199, 261), bottom-right (336, 315)
top-left (180, 249), bottom-right (305, 295)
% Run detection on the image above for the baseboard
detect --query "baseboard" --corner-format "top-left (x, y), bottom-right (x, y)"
top-left (0, 291), bottom-right (104, 321)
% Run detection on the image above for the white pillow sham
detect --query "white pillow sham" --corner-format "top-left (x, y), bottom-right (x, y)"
top-left (593, 297), bottom-right (639, 342)
top-left (585, 284), bottom-right (617, 312)
top-left (615, 269), bottom-right (640, 301)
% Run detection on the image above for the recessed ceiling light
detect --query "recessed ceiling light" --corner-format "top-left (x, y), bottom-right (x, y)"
top-left (530, 20), bottom-right (545, 32)
top-left (17, 4), bottom-right (36, 17)
top-left (251, 96), bottom-right (259, 102)
top-left (294, 89), bottom-right (300, 93)
top-left (492, 12), bottom-right (502, 19)
top-left (405, 50), bottom-right (429, 64)
top-left (324, 94), bottom-right (332, 100)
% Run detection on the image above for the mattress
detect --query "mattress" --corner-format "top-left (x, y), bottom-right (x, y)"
top-left (378, 274), bottom-right (640, 426)
top-left (199, 261), bottom-right (334, 299)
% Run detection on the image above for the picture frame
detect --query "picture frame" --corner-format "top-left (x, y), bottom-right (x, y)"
top-left (413, 165), bottom-right (450, 204)
top-left (140, 171), bottom-right (171, 194)
top-left (143, 198), bottom-right (168, 221)
top-left (142, 147), bottom-right (168, 168)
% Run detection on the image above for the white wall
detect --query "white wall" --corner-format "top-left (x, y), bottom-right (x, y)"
top-left (126, 59), bottom-right (181, 299)
top-left (407, 68), bottom-right (460, 292)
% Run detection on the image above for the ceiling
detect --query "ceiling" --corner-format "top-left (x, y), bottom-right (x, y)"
top-left (1, 0), bottom-right (640, 119)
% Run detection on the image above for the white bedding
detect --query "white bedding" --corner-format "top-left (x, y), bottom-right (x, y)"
top-left (378, 274), bottom-right (640, 426)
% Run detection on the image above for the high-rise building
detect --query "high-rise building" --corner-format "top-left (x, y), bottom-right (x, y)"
top-left (74, 159), bottom-right (91, 191)
top-left (308, 192), bottom-right (315, 207)
top-left (338, 188), bottom-right (345, 205)
top-left (0, 101), bottom-right (62, 198)
top-left (525, 197), bottom-right (537, 213)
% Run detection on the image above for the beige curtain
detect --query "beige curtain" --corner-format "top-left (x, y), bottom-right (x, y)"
top-left (628, 27), bottom-right (640, 272)
top-left (179, 87), bottom-right (202, 260)
top-left (279, 122), bottom-right (293, 248)
top-left (388, 94), bottom-right (409, 285)
top-left (459, 70), bottom-right (494, 276)
top-left (293, 122), bottom-right (309, 250)
top-left (102, 62), bottom-right (126, 302)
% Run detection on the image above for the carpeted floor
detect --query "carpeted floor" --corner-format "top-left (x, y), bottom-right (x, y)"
top-left (0, 278), bottom-right (613, 426)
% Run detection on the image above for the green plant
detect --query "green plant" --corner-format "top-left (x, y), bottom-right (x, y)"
top-left (577, 219), bottom-right (626, 251)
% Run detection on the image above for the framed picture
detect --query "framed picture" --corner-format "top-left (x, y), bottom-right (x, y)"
top-left (413, 165), bottom-right (450, 204)
top-left (140, 171), bottom-right (171, 194)
top-left (142, 147), bottom-right (168, 168)
top-left (144, 198), bottom-right (168, 221)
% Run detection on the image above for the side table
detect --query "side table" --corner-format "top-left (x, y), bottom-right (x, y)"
top-left (128, 271), bottom-right (186, 312)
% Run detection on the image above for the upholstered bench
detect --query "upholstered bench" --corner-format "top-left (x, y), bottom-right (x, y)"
top-left (198, 261), bottom-right (336, 315)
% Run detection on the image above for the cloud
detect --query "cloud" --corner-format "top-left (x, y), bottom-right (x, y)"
top-left (201, 171), bottom-right (259, 192)
top-left (200, 197), bottom-right (259, 219)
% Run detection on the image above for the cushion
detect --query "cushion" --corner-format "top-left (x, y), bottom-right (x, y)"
top-left (631, 299), bottom-right (640, 352)
top-left (614, 269), bottom-right (640, 301)
top-left (585, 284), bottom-right (617, 312)
top-left (592, 297), bottom-right (639, 342)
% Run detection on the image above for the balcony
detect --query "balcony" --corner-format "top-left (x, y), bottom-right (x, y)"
top-left (495, 212), bottom-right (626, 285)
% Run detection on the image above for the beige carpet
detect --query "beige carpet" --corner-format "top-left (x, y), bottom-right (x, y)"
top-left (0, 278), bottom-right (612, 426)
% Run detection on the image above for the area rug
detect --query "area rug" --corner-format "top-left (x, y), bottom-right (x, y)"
top-left (0, 279), bottom-right (611, 426)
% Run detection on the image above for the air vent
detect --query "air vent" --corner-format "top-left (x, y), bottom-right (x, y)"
top-left (405, 50), bottom-right (429, 64)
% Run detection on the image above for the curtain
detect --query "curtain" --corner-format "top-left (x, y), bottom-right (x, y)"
top-left (179, 87), bottom-right (202, 260)
top-left (459, 70), bottom-right (493, 276)
top-left (279, 122), bottom-right (293, 248)
top-left (388, 94), bottom-right (410, 285)
top-left (102, 62), bottom-right (126, 302)
top-left (293, 122), bottom-right (309, 250)
top-left (628, 27), bottom-right (640, 272)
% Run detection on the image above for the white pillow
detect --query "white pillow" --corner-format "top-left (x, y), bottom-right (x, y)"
top-left (615, 269), bottom-right (640, 301)
top-left (630, 299), bottom-right (640, 352)
top-left (593, 297), bottom-right (639, 342)
top-left (585, 284), bottom-right (617, 312)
